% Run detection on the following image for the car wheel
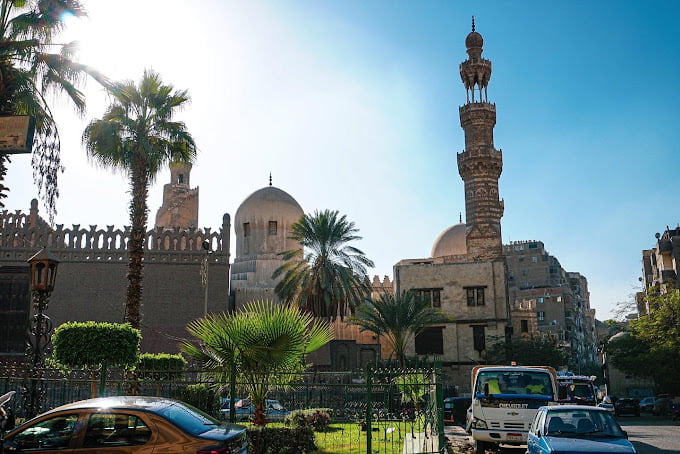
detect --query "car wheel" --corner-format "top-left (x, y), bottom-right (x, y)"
top-left (475, 440), bottom-right (488, 454)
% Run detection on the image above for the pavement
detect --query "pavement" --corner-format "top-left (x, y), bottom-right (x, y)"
top-left (444, 424), bottom-right (472, 453)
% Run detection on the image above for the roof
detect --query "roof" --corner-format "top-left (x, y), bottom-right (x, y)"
top-left (45, 396), bottom-right (176, 414)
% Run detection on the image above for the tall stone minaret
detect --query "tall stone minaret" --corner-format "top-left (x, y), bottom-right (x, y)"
top-left (457, 18), bottom-right (504, 260)
top-left (155, 162), bottom-right (199, 230)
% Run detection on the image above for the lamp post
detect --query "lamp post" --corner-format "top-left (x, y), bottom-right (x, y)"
top-left (23, 247), bottom-right (59, 418)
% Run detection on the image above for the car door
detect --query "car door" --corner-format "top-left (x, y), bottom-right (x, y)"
top-left (74, 411), bottom-right (155, 454)
top-left (526, 409), bottom-right (545, 454)
top-left (3, 412), bottom-right (79, 453)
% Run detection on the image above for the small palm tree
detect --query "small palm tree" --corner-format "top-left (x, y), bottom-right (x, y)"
top-left (0, 0), bottom-right (109, 220)
top-left (350, 291), bottom-right (449, 367)
top-left (273, 209), bottom-right (374, 320)
top-left (82, 69), bottom-right (196, 329)
top-left (180, 300), bottom-right (333, 426)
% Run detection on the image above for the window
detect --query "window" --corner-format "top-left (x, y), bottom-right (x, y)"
top-left (521, 319), bottom-right (529, 333)
top-left (178, 173), bottom-right (184, 184)
top-left (268, 221), bottom-right (277, 235)
top-left (13, 414), bottom-right (79, 450)
top-left (556, 296), bottom-right (562, 303)
top-left (243, 222), bottom-right (250, 237)
top-left (538, 311), bottom-right (545, 321)
top-left (414, 288), bottom-right (442, 308)
top-left (83, 413), bottom-right (151, 448)
top-left (537, 297), bottom-right (544, 304)
top-left (465, 287), bottom-right (485, 306)
top-left (528, 243), bottom-right (538, 249)
top-left (415, 327), bottom-right (444, 355)
top-left (532, 256), bottom-right (538, 263)
top-left (472, 325), bottom-right (486, 352)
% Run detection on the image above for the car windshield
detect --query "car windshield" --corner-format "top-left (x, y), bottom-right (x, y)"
top-left (476, 370), bottom-right (553, 397)
top-left (156, 401), bottom-right (226, 436)
top-left (545, 410), bottom-right (625, 438)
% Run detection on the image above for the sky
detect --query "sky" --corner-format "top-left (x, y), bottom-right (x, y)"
top-left (4, 1), bottom-right (680, 320)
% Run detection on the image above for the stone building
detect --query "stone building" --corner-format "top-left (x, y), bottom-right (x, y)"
top-left (155, 162), bottom-right (199, 230)
top-left (0, 166), bottom-right (231, 355)
top-left (505, 240), bottom-right (598, 370)
top-left (394, 22), bottom-right (510, 387)
top-left (639, 225), bottom-right (679, 314)
top-left (229, 180), bottom-right (382, 370)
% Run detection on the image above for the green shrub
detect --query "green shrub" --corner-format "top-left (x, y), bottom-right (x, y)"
top-left (170, 383), bottom-right (220, 415)
top-left (284, 408), bottom-right (332, 432)
top-left (247, 426), bottom-right (316, 454)
top-left (137, 353), bottom-right (186, 380)
top-left (52, 321), bottom-right (140, 368)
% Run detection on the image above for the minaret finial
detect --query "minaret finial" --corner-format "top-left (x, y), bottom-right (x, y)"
top-left (459, 212), bottom-right (463, 223)
top-left (269, 172), bottom-right (272, 186)
top-left (471, 16), bottom-right (475, 32)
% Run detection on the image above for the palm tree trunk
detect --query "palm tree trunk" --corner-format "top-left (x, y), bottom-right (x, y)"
top-left (125, 158), bottom-right (149, 330)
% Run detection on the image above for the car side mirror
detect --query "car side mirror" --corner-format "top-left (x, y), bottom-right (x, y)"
top-left (623, 430), bottom-right (628, 439)
top-left (558, 387), bottom-right (568, 400)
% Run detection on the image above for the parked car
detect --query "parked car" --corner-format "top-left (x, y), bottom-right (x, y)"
top-left (615, 398), bottom-right (641, 417)
top-left (220, 398), bottom-right (290, 422)
top-left (443, 397), bottom-right (471, 425)
top-left (1, 396), bottom-right (247, 454)
top-left (639, 396), bottom-right (656, 413)
top-left (527, 405), bottom-right (636, 454)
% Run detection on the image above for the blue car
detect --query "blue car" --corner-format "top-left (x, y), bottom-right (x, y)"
top-left (527, 405), bottom-right (636, 454)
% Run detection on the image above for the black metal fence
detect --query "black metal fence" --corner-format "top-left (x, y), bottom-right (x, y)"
top-left (0, 361), bottom-right (446, 453)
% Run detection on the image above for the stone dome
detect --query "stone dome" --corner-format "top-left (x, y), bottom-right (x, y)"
top-left (234, 186), bottom-right (304, 258)
top-left (431, 223), bottom-right (467, 258)
top-left (465, 31), bottom-right (483, 50)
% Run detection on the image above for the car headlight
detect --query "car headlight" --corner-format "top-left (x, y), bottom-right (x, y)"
top-left (472, 418), bottom-right (488, 429)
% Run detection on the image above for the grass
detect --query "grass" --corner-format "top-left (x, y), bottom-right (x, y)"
top-left (252, 420), bottom-right (437, 454)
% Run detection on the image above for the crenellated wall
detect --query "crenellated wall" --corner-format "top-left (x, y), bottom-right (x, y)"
top-left (0, 202), bottom-right (231, 354)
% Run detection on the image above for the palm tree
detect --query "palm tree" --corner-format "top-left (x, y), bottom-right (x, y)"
top-left (273, 209), bottom-right (374, 320)
top-left (350, 291), bottom-right (449, 367)
top-left (180, 300), bottom-right (333, 426)
top-left (0, 0), bottom-right (108, 221)
top-left (82, 69), bottom-right (196, 329)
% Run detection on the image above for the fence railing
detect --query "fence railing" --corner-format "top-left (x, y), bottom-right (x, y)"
top-left (0, 362), bottom-right (446, 453)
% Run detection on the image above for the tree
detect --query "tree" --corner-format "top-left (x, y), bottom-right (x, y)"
top-left (632, 289), bottom-right (680, 352)
top-left (82, 69), bottom-right (196, 329)
top-left (483, 336), bottom-right (567, 369)
top-left (180, 300), bottom-right (333, 426)
top-left (350, 290), bottom-right (448, 367)
top-left (273, 209), bottom-right (374, 320)
top-left (0, 0), bottom-right (108, 221)
top-left (52, 321), bottom-right (141, 396)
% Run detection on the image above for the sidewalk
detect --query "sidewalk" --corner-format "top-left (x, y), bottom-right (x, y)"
top-left (444, 424), bottom-right (472, 453)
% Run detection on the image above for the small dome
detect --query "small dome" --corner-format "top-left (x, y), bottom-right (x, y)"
top-left (235, 186), bottom-right (303, 223)
top-left (431, 223), bottom-right (467, 258)
top-left (465, 31), bottom-right (483, 50)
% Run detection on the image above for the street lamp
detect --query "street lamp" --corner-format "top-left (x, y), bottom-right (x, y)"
top-left (23, 247), bottom-right (59, 418)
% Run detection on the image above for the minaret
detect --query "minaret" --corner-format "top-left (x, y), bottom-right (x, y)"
top-left (457, 18), bottom-right (504, 260)
top-left (154, 162), bottom-right (199, 229)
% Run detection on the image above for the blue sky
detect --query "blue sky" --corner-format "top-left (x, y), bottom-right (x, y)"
top-left (4, 1), bottom-right (679, 320)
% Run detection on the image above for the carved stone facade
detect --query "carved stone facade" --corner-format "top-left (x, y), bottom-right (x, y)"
top-left (0, 200), bottom-right (231, 354)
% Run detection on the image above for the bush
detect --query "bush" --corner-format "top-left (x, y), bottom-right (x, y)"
top-left (284, 408), bottom-right (332, 432)
top-left (137, 353), bottom-right (186, 380)
top-left (247, 426), bottom-right (316, 454)
top-left (171, 383), bottom-right (220, 415)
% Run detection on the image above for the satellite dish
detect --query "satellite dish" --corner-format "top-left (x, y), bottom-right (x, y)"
top-left (655, 232), bottom-right (661, 239)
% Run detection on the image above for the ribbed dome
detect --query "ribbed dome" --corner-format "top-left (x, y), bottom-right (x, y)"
top-left (431, 223), bottom-right (467, 258)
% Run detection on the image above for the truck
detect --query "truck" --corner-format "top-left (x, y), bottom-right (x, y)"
top-left (467, 365), bottom-right (559, 454)
top-left (556, 371), bottom-right (599, 406)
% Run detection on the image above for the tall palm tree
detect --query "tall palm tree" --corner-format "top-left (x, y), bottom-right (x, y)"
top-left (273, 209), bottom-right (374, 320)
top-left (82, 69), bottom-right (196, 329)
top-left (0, 0), bottom-right (108, 221)
top-left (350, 290), bottom-right (449, 367)
top-left (180, 300), bottom-right (333, 426)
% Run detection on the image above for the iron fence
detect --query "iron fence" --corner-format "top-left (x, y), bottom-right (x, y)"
top-left (0, 361), bottom-right (446, 453)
